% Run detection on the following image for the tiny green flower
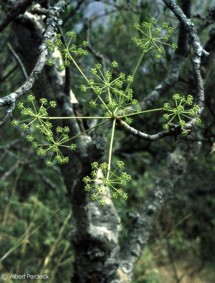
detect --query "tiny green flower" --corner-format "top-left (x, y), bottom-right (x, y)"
top-left (95, 63), bottom-right (102, 70)
top-left (163, 124), bottom-right (169, 130)
top-left (46, 58), bottom-right (54, 66)
top-left (85, 184), bottom-right (92, 191)
top-left (21, 124), bottom-right (29, 131)
top-left (91, 162), bottom-right (99, 169)
top-left (100, 162), bottom-right (108, 170)
top-left (179, 120), bottom-right (186, 127)
top-left (26, 135), bottom-right (34, 142)
top-left (46, 40), bottom-right (55, 52)
top-left (18, 102), bottom-right (24, 110)
top-left (91, 170), bottom-right (98, 178)
top-left (163, 103), bottom-right (171, 110)
top-left (173, 93), bottom-right (181, 100)
top-left (56, 126), bottom-right (63, 133)
top-left (91, 193), bottom-right (98, 201)
top-left (163, 114), bottom-right (170, 120)
top-left (11, 119), bottom-right (18, 127)
top-left (80, 85), bottom-right (87, 92)
top-left (63, 126), bottom-right (70, 133)
top-left (89, 100), bottom-right (97, 108)
top-left (116, 160), bottom-right (124, 169)
top-left (32, 142), bottom-right (39, 149)
top-left (182, 129), bottom-right (191, 136)
top-left (83, 176), bottom-right (91, 184)
top-left (112, 192), bottom-right (118, 199)
top-left (27, 95), bottom-right (35, 102)
top-left (58, 65), bottom-right (65, 71)
top-left (45, 160), bottom-right (52, 166)
top-left (127, 75), bottom-right (134, 83)
top-left (186, 95), bottom-right (193, 106)
top-left (40, 98), bottom-right (48, 105)
top-left (50, 101), bottom-right (57, 108)
top-left (82, 41), bottom-right (88, 47)
top-left (70, 144), bottom-right (77, 150)
top-left (125, 117), bottom-right (133, 124)
top-left (111, 61), bottom-right (118, 68)
top-left (90, 68), bottom-right (97, 75)
top-left (99, 199), bottom-right (106, 206)
top-left (66, 31), bottom-right (76, 39)
top-left (37, 147), bottom-right (46, 156)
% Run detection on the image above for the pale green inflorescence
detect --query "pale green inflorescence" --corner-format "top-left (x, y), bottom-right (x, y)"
top-left (13, 19), bottom-right (201, 204)
top-left (132, 18), bottom-right (177, 59)
top-left (83, 161), bottom-right (131, 206)
top-left (12, 95), bottom-right (76, 165)
top-left (162, 94), bottom-right (201, 134)
top-left (80, 61), bottom-right (140, 123)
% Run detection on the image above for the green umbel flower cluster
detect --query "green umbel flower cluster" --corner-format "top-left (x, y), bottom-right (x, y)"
top-left (83, 161), bottom-right (131, 205)
top-left (162, 94), bottom-right (201, 132)
top-left (81, 62), bottom-right (140, 121)
top-left (13, 22), bottom-right (198, 205)
top-left (12, 95), bottom-right (76, 165)
top-left (132, 18), bottom-right (177, 59)
top-left (46, 31), bottom-right (88, 70)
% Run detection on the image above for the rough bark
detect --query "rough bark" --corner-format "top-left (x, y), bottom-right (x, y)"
top-left (10, 3), bottom-right (123, 283)
top-left (2, 1), bottom-right (206, 282)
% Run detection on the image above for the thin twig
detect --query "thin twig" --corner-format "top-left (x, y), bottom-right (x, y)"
top-left (7, 42), bottom-right (28, 79)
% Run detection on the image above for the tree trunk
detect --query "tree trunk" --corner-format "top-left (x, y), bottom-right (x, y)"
top-left (11, 10), bottom-right (125, 283)
top-left (10, 1), bottom-right (202, 282)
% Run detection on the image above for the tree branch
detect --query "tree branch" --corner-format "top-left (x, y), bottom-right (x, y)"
top-left (198, 5), bottom-right (215, 32)
top-left (119, 0), bottom-right (207, 140)
top-left (7, 42), bottom-right (28, 79)
top-left (0, 0), bottom-right (34, 33)
top-left (115, 1), bottom-right (206, 279)
top-left (119, 139), bottom-right (200, 280)
top-left (141, 0), bottom-right (191, 109)
top-left (0, 1), bottom-right (68, 126)
top-left (117, 118), bottom-right (181, 141)
top-left (163, 0), bottom-right (208, 127)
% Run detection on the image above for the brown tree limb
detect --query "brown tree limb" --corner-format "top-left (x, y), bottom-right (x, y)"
top-left (117, 118), bottom-right (181, 141)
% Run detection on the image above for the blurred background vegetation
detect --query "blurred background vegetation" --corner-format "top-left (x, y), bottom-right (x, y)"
top-left (0, 0), bottom-right (215, 282)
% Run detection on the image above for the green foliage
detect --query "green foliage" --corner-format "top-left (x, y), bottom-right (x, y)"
top-left (0, 139), bottom-right (73, 282)
top-left (133, 247), bottom-right (160, 283)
